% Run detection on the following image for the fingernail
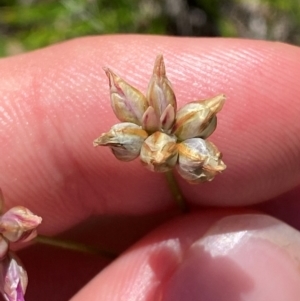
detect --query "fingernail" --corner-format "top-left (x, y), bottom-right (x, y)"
top-left (162, 214), bottom-right (300, 301)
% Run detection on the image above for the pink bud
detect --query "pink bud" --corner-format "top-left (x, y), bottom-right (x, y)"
top-left (0, 252), bottom-right (27, 301)
top-left (0, 207), bottom-right (42, 243)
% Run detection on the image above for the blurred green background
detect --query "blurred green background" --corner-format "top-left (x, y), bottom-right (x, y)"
top-left (0, 0), bottom-right (300, 57)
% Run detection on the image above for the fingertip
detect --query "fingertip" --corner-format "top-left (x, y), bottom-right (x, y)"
top-left (1, 36), bottom-right (300, 234)
top-left (72, 212), bottom-right (300, 301)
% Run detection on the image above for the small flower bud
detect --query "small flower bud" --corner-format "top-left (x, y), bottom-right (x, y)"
top-left (0, 207), bottom-right (42, 243)
top-left (0, 252), bottom-right (28, 301)
top-left (140, 132), bottom-right (178, 172)
top-left (173, 94), bottom-right (226, 141)
top-left (146, 55), bottom-right (177, 131)
top-left (177, 138), bottom-right (226, 183)
top-left (93, 123), bottom-right (148, 161)
top-left (104, 68), bottom-right (148, 125)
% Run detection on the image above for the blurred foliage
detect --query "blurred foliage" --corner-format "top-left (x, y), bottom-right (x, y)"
top-left (0, 0), bottom-right (300, 57)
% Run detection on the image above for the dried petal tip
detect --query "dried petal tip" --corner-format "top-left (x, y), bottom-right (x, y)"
top-left (103, 67), bottom-right (148, 125)
top-left (173, 94), bottom-right (226, 141)
top-left (147, 55), bottom-right (176, 131)
top-left (0, 253), bottom-right (28, 301)
top-left (152, 54), bottom-right (166, 77)
top-left (202, 94), bottom-right (226, 114)
top-left (140, 132), bottom-right (178, 172)
top-left (177, 138), bottom-right (226, 183)
top-left (0, 207), bottom-right (42, 243)
top-left (94, 123), bottom-right (148, 161)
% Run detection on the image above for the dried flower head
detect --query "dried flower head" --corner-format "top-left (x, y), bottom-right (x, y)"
top-left (0, 190), bottom-right (42, 301)
top-left (94, 55), bottom-right (226, 183)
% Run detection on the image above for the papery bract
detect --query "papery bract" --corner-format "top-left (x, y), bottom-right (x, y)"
top-left (142, 106), bottom-right (159, 133)
top-left (140, 132), bottom-right (178, 172)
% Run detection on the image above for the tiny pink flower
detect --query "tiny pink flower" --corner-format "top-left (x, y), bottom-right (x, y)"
top-left (0, 252), bottom-right (27, 301)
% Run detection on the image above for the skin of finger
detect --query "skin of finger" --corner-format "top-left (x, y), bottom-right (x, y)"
top-left (71, 212), bottom-right (300, 301)
top-left (255, 184), bottom-right (300, 230)
top-left (5, 213), bottom-right (174, 301)
top-left (1, 36), bottom-right (300, 234)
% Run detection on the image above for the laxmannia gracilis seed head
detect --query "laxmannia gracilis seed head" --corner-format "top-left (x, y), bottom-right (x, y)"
top-left (95, 55), bottom-right (226, 183)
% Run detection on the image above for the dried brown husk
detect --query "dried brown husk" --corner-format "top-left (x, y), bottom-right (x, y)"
top-left (173, 94), bottom-right (225, 141)
top-left (140, 131), bottom-right (178, 172)
top-left (177, 138), bottom-right (226, 183)
top-left (93, 123), bottom-right (148, 161)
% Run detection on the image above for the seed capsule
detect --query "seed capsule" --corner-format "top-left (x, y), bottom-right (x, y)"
top-left (93, 123), bottom-right (148, 161)
top-left (177, 138), bottom-right (226, 183)
top-left (104, 68), bottom-right (148, 125)
top-left (140, 132), bottom-right (178, 172)
top-left (173, 94), bottom-right (225, 141)
top-left (146, 55), bottom-right (176, 131)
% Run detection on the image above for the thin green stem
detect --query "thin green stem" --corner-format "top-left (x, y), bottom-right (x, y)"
top-left (165, 170), bottom-right (188, 213)
top-left (35, 235), bottom-right (117, 259)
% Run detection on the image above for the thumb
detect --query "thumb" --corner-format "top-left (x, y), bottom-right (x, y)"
top-left (71, 212), bottom-right (300, 301)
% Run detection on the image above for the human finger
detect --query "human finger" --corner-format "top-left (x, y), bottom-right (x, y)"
top-left (71, 212), bottom-right (300, 301)
top-left (1, 36), bottom-right (300, 234)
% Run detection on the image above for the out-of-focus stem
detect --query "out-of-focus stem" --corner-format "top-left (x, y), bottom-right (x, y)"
top-left (35, 235), bottom-right (117, 259)
top-left (165, 170), bottom-right (188, 213)
top-left (35, 172), bottom-right (187, 256)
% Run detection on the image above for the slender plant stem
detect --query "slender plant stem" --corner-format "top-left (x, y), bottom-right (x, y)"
top-left (35, 172), bottom-right (187, 256)
top-left (35, 235), bottom-right (117, 259)
top-left (165, 170), bottom-right (188, 213)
